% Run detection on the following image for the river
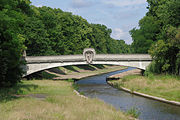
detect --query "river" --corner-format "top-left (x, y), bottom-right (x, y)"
top-left (76, 67), bottom-right (180, 120)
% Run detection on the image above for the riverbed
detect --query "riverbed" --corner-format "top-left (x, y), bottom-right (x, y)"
top-left (76, 67), bottom-right (180, 120)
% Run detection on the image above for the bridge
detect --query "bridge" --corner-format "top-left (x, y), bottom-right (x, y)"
top-left (23, 48), bottom-right (152, 76)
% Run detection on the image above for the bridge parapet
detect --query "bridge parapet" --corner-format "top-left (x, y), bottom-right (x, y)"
top-left (23, 48), bottom-right (152, 76)
top-left (26, 55), bottom-right (84, 63)
top-left (26, 54), bottom-right (152, 64)
top-left (95, 54), bottom-right (152, 61)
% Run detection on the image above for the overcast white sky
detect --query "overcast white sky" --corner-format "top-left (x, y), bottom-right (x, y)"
top-left (30, 0), bottom-right (148, 44)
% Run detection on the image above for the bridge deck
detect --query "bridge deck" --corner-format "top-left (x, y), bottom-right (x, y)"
top-left (23, 52), bottom-right (152, 76)
top-left (26, 54), bottom-right (152, 63)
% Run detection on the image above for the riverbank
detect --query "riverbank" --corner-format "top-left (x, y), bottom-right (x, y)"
top-left (44, 65), bottom-right (127, 80)
top-left (0, 65), bottom-right (137, 120)
top-left (0, 80), bottom-right (134, 120)
top-left (107, 69), bottom-right (180, 105)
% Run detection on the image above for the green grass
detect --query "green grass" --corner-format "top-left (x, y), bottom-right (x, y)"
top-left (58, 65), bottom-right (100, 74)
top-left (42, 71), bottom-right (57, 79)
top-left (58, 65), bottom-right (126, 75)
top-left (0, 80), bottom-right (133, 120)
top-left (109, 74), bottom-right (180, 102)
top-left (126, 107), bottom-right (140, 118)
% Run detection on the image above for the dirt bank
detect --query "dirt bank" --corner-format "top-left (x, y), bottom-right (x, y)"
top-left (45, 65), bottom-right (127, 80)
top-left (107, 69), bottom-right (142, 80)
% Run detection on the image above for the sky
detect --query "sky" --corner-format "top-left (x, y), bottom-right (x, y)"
top-left (30, 0), bottom-right (148, 44)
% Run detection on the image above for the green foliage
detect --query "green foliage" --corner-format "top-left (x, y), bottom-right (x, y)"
top-left (149, 27), bottom-right (180, 74)
top-left (41, 71), bottom-right (57, 79)
top-left (24, 6), bottom-right (131, 55)
top-left (1, 0), bottom-right (131, 87)
top-left (131, 0), bottom-right (180, 74)
top-left (130, 16), bottom-right (160, 53)
top-left (72, 83), bottom-right (79, 91)
top-left (0, 82), bottom-right (38, 102)
top-left (126, 107), bottom-right (140, 118)
top-left (0, 0), bottom-right (32, 87)
top-left (23, 16), bottom-right (54, 56)
top-left (67, 79), bottom-right (74, 82)
top-left (144, 61), bottom-right (157, 75)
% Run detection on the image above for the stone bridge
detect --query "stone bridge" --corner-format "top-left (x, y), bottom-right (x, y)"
top-left (23, 48), bottom-right (152, 76)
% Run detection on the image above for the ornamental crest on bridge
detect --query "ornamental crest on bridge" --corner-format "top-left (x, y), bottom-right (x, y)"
top-left (83, 48), bottom-right (96, 64)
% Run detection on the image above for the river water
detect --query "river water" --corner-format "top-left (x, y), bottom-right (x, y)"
top-left (76, 67), bottom-right (180, 120)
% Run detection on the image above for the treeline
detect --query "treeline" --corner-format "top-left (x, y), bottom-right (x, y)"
top-left (24, 6), bottom-right (130, 55)
top-left (0, 0), bottom-right (130, 87)
top-left (130, 0), bottom-right (180, 75)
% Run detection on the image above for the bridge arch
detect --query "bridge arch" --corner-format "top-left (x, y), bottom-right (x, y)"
top-left (23, 48), bottom-right (152, 76)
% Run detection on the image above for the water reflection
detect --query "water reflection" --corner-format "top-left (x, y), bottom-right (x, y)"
top-left (76, 67), bottom-right (180, 120)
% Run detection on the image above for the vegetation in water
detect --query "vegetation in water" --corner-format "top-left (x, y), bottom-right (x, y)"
top-left (126, 107), bottom-right (141, 118)
top-left (0, 80), bottom-right (133, 120)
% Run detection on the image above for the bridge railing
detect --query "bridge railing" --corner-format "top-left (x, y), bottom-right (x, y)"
top-left (25, 54), bottom-right (152, 64)
top-left (25, 55), bottom-right (84, 63)
top-left (94, 54), bottom-right (152, 61)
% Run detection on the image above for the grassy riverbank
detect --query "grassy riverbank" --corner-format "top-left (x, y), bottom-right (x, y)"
top-left (0, 80), bottom-right (133, 120)
top-left (37, 65), bottom-right (127, 80)
top-left (108, 73), bottom-right (180, 102)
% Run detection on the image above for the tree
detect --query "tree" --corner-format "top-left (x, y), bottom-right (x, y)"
top-left (23, 16), bottom-right (55, 56)
top-left (131, 0), bottom-right (180, 74)
top-left (0, 0), bottom-right (31, 87)
top-left (130, 15), bottom-right (161, 53)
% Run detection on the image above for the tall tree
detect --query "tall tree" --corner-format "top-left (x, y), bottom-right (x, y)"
top-left (131, 0), bottom-right (180, 74)
top-left (0, 0), bottom-right (31, 87)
